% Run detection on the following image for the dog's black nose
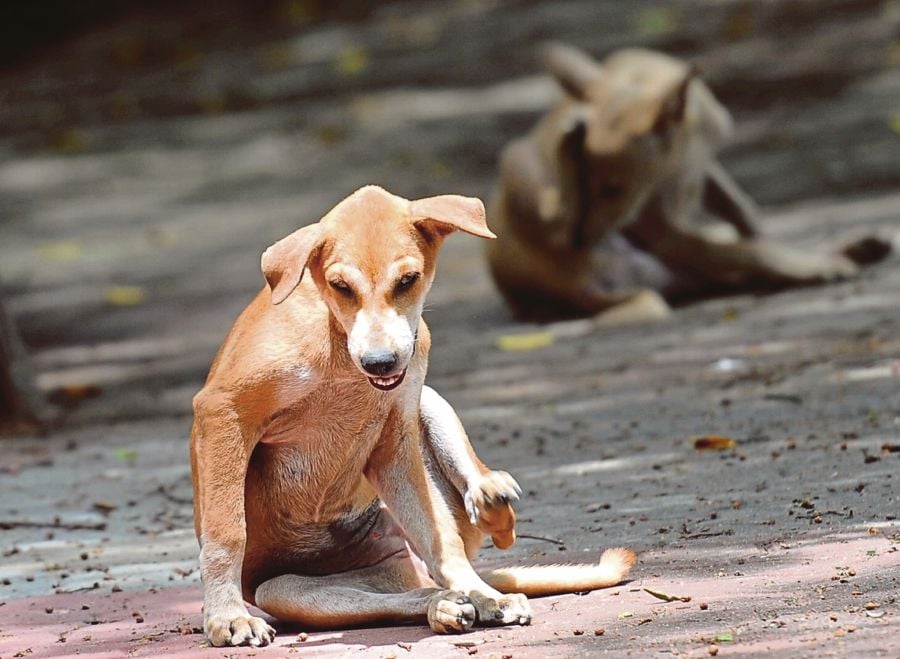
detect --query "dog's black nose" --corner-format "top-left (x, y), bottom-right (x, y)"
top-left (360, 349), bottom-right (399, 376)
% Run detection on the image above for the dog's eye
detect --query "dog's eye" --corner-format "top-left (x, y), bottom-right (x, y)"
top-left (395, 272), bottom-right (420, 294)
top-left (329, 279), bottom-right (353, 297)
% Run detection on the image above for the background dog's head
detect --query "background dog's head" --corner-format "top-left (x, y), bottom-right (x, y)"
top-left (260, 186), bottom-right (495, 390)
top-left (543, 44), bottom-right (733, 244)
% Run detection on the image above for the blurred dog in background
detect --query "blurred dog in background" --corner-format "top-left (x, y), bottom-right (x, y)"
top-left (487, 44), bottom-right (889, 322)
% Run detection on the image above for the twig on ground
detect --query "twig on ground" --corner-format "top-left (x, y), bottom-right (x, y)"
top-left (0, 518), bottom-right (106, 531)
top-left (517, 533), bottom-right (566, 546)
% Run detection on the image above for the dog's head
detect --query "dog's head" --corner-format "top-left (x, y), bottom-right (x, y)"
top-left (261, 186), bottom-right (495, 391)
top-left (543, 44), bottom-right (726, 243)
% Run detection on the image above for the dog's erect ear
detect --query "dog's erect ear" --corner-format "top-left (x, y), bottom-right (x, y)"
top-left (542, 42), bottom-right (604, 99)
top-left (410, 195), bottom-right (496, 240)
top-left (653, 71), bottom-right (695, 138)
top-left (261, 223), bottom-right (323, 304)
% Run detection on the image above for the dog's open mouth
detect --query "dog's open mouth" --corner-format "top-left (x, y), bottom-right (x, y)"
top-left (368, 369), bottom-right (407, 391)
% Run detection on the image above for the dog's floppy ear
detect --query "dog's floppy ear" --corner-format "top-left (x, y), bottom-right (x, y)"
top-left (542, 42), bottom-right (604, 99)
top-left (410, 195), bottom-right (496, 240)
top-left (261, 223), bottom-right (323, 304)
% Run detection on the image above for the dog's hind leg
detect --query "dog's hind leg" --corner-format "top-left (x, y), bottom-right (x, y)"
top-left (254, 555), bottom-right (478, 633)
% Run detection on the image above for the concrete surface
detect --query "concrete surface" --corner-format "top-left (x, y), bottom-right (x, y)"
top-left (1, 2), bottom-right (899, 657)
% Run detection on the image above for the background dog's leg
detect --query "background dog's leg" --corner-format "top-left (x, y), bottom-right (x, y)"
top-left (703, 161), bottom-right (760, 238)
top-left (190, 395), bottom-right (275, 647)
top-left (254, 557), bottom-right (478, 633)
top-left (420, 386), bottom-right (519, 550)
top-left (629, 203), bottom-right (858, 287)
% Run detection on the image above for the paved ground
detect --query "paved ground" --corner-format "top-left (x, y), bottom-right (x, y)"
top-left (1, 1), bottom-right (899, 657)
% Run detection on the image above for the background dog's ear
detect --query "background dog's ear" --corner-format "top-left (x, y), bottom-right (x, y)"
top-left (261, 223), bottom-right (323, 304)
top-left (653, 70), bottom-right (695, 139)
top-left (542, 42), bottom-right (604, 99)
top-left (410, 195), bottom-right (496, 240)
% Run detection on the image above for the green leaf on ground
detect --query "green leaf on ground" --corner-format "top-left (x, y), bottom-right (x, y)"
top-left (714, 632), bottom-right (734, 643)
top-left (635, 7), bottom-right (680, 36)
top-left (114, 448), bottom-right (138, 461)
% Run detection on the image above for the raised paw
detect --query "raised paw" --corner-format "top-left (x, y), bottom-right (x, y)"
top-left (205, 611), bottom-right (276, 647)
top-left (464, 471), bottom-right (521, 549)
top-left (427, 590), bottom-right (477, 634)
top-left (467, 591), bottom-right (532, 627)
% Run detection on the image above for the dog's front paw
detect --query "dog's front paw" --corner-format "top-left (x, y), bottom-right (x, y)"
top-left (467, 591), bottom-right (532, 627)
top-left (464, 471), bottom-right (521, 549)
top-left (205, 611), bottom-right (276, 647)
top-left (427, 590), bottom-right (477, 633)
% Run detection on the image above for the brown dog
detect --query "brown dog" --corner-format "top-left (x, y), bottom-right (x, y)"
top-left (190, 186), bottom-right (636, 647)
top-left (487, 44), bottom-right (882, 322)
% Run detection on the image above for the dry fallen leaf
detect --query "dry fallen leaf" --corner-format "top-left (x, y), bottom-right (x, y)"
top-left (692, 436), bottom-right (737, 451)
top-left (644, 588), bottom-right (690, 603)
top-left (497, 331), bottom-right (555, 352)
top-left (38, 241), bottom-right (84, 262)
top-left (50, 384), bottom-right (103, 403)
top-left (104, 286), bottom-right (146, 306)
top-left (890, 112), bottom-right (900, 135)
top-left (336, 46), bottom-right (369, 76)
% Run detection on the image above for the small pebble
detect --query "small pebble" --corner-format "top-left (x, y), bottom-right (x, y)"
top-left (708, 644), bottom-right (719, 656)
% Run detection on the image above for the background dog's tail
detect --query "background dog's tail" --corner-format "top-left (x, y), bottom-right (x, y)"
top-left (480, 547), bottom-right (637, 597)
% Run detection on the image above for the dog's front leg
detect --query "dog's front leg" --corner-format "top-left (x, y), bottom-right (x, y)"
top-left (366, 413), bottom-right (531, 628)
top-left (190, 392), bottom-right (275, 647)
top-left (702, 161), bottom-right (760, 239)
top-left (420, 386), bottom-right (520, 550)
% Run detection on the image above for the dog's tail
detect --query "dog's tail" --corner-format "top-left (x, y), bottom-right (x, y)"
top-left (479, 547), bottom-right (636, 597)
